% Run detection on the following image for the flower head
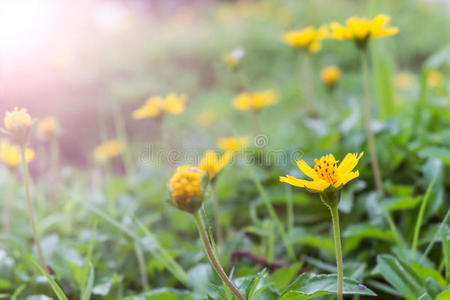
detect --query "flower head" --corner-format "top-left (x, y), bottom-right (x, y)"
top-left (199, 150), bottom-right (233, 180)
top-left (0, 139), bottom-right (34, 167)
top-left (330, 14), bottom-right (398, 49)
top-left (132, 97), bottom-right (163, 119)
top-left (169, 165), bottom-right (205, 213)
top-left (162, 93), bottom-right (187, 115)
top-left (217, 136), bottom-right (248, 152)
top-left (37, 117), bottom-right (61, 140)
top-left (197, 109), bottom-right (216, 128)
top-left (395, 72), bottom-right (416, 90)
top-left (321, 66), bottom-right (341, 85)
top-left (3, 108), bottom-right (33, 145)
top-left (224, 47), bottom-right (245, 70)
top-left (93, 139), bottom-right (125, 162)
top-left (233, 90), bottom-right (277, 111)
top-left (282, 25), bottom-right (329, 53)
top-left (280, 153), bottom-right (363, 193)
top-left (427, 70), bottom-right (444, 88)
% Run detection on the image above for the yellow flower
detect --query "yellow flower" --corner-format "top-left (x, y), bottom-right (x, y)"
top-left (197, 109), bottom-right (216, 128)
top-left (395, 72), bottom-right (416, 90)
top-left (217, 136), bottom-right (248, 152)
top-left (93, 139), bottom-right (125, 162)
top-left (169, 165), bottom-right (205, 213)
top-left (321, 66), bottom-right (341, 85)
top-left (224, 47), bottom-right (245, 70)
top-left (3, 108), bottom-right (33, 145)
top-left (37, 117), bottom-right (61, 139)
top-left (282, 26), bottom-right (329, 53)
top-left (280, 153), bottom-right (363, 193)
top-left (427, 70), bottom-right (444, 88)
top-left (199, 150), bottom-right (233, 179)
top-left (330, 14), bottom-right (398, 48)
top-left (132, 97), bottom-right (164, 119)
top-left (232, 90), bottom-right (278, 111)
top-left (0, 139), bottom-right (34, 167)
top-left (162, 93), bottom-right (187, 115)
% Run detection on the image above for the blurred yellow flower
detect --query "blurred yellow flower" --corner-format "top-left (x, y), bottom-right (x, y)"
top-left (233, 90), bottom-right (278, 111)
top-left (37, 117), bottom-right (61, 139)
top-left (330, 14), bottom-right (398, 48)
top-left (395, 72), bottom-right (416, 90)
top-left (162, 93), bottom-right (187, 115)
top-left (217, 136), bottom-right (248, 152)
top-left (427, 70), bottom-right (444, 88)
top-left (321, 66), bottom-right (341, 84)
top-left (93, 139), bottom-right (125, 162)
top-left (132, 94), bottom-right (187, 119)
top-left (224, 47), bottom-right (245, 70)
top-left (199, 150), bottom-right (233, 179)
top-left (0, 139), bottom-right (34, 167)
top-left (282, 26), bottom-right (329, 53)
top-left (197, 109), bottom-right (217, 128)
top-left (4, 108), bottom-right (33, 145)
top-left (280, 153), bottom-right (363, 193)
top-left (169, 165), bottom-right (205, 213)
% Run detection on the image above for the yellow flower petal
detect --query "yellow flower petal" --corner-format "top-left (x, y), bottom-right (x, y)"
top-left (335, 171), bottom-right (359, 188)
top-left (371, 27), bottom-right (399, 38)
top-left (370, 14), bottom-right (390, 31)
top-left (303, 179), bottom-right (330, 193)
top-left (296, 160), bottom-right (317, 180)
top-left (337, 152), bottom-right (364, 174)
top-left (279, 175), bottom-right (309, 188)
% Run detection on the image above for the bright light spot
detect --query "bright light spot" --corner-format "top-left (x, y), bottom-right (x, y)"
top-left (0, 0), bottom-right (48, 50)
top-left (94, 2), bottom-right (126, 31)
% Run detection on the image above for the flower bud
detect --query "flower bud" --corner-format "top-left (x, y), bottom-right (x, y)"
top-left (3, 108), bottom-right (33, 145)
top-left (168, 165), bottom-right (206, 213)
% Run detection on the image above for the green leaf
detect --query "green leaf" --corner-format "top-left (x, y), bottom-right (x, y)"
top-left (410, 262), bottom-right (446, 288)
top-left (29, 259), bottom-right (68, 300)
top-left (436, 290), bottom-right (450, 300)
top-left (418, 147), bottom-right (450, 165)
top-left (382, 196), bottom-right (422, 211)
top-left (81, 262), bottom-right (95, 300)
top-left (280, 273), bottom-right (376, 299)
top-left (343, 224), bottom-right (394, 241)
top-left (376, 254), bottom-right (426, 300)
top-left (441, 228), bottom-right (450, 283)
top-left (270, 264), bottom-right (302, 291)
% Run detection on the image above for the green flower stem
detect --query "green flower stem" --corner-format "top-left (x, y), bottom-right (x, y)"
top-left (50, 136), bottom-right (60, 176)
top-left (193, 212), bottom-right (245, 300)
top-left (300, 53), bottom-right (319, 115)
top-left (113, 102), bottom-right (133, 176)
top-left (20, 146), bottom-right (49, 274)
top-left (211, 183), bottom-right (224, 253)
top-left (251, 109), bottom-right (262, 136)
top-left (361, 50), bottom-right (383, 194)
top-left (329, 204), bottom-right (343, 300)
top-left (2, 171), bottom-right (14, 232)
top-left (133, 241), bottom-right (150, 291)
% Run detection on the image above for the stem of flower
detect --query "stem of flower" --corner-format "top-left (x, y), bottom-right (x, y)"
top-left (2, 171), bottom-right (14, 232)
top-left (20, 146), bottom-right (49, 274)
top-left (361, 50), bottom-right (383, 194)
top-left (300, 53), bottom-right (319, 115)
top-left (193, 212), bottom-right (245, 300)
top-left (211, 183), bottom-right (224, 253)
top-left (113, 102), bottom-right (133, 176)
top-left (251, 109), bottom-right (262, 136)
top-left (329, 204), bottom-right (343, 300)
top-left (133, 241), bottom-right (150, 291)
top-left (50, 137), bottom-right (59, 177)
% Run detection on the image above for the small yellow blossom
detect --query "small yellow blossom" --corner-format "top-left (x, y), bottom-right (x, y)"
top-left (93, 139), bottom-right (125, 162)
top-left (3, 108), bottom-right (33, 145)
top-left (169, 165), bottom-right (205, 213)
top-left (162, 93), bottom-right (187, 115)
top-left (199, 150), bottom-right (233, 179)
top-left (37, 117), bottom-right (61, 139)
top-left (321, 66), bottom-right (341, 85)
top-left (395, 72), bottom-right (416, 90)
top-left (427, 70), bottom-right (444, 88)
top-left (0, 139), bottom-right (34, 167)
top-left (197, 109), bottom-right (217, 128)
top-left (280, 153), bottom-right (363, 193)
top-left (224, 47), bottom-right (245, 70)
top-left (132, 97), bottom-right (164, 119)
top-left (330, 14), bottom-right (398, 48)
top-left (282, 26), bottom-right (329, 53)
top-left (217, 136), bottom-right (248, 152)
top-left (233, 90), bottom-right (277, 111)
top-left (132, 94), bottom-right (187, 120)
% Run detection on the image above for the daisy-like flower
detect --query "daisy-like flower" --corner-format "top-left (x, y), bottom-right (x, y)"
top-left (169, 165), bottom-right (206, 213)
top-left (224, 47), bottom-right (245, 70)
top-left (93, 139), bottom-right (125, 162)
top-left (217, 136), bottom-right (248, 152)
top-left (199, 150), bottom-right (233, 180)
top-left (330, 14), bottom-right (398, 49)
top-left (280, 153), bottom-right (363, 193)
top-left (0, 139), bottom-right (34, 167)
top-left (37, 117), bottom-right (61, 140)
top-left (321, 66), bottom-right (341, 85)
top-left (3, 108), bottom-right (33, 145)
top-left (132, 97), bottom-right (163, 119)
top-left (232, 90), bottom-right (277, 111)
top-left (282, 25), bottom-right (329, 53)
top-left (161, 93), bottom-right (187, 115)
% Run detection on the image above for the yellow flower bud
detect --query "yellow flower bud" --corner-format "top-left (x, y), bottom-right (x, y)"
top-left (169, 165), bottom-right (205, 213)
top-left (321, 66), bottom-right (341, 85)
top-left (3, 108), bottom-right (33, 145)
